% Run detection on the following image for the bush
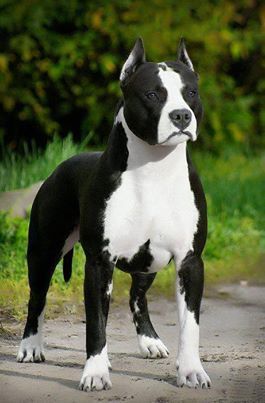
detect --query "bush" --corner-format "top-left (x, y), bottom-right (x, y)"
top-left (0, 0), bottom-right (264, 153)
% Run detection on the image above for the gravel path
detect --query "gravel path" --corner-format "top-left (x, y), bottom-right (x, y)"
top-left (0, 285), bottom-right (265, 403)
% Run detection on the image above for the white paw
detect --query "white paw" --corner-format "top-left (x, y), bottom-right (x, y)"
top-left (79, 345), bottom-right (112, 391)
top-left (17, 334), bottom-right (45, 363)
top-left (176, 355), bottom-right (211, 388)
top-left (138, 335), bottom-right (169, 358)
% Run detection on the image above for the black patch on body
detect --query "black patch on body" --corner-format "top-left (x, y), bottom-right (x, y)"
top-left (186, 150), bottom-right (207, 255)
top-left (117, 239), bottom-right (154, 273)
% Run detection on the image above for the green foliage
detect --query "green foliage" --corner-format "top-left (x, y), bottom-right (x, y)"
top-left (0, 213), bottom-right (28, 279)
top-left (193, 150), bottom-right (265, 283)
top-left (193, 150), bottom-right (265, 230)
top-left (0, 137), bottom-right (264, 318)
top-left (0, 0), bottom-right (264, 152)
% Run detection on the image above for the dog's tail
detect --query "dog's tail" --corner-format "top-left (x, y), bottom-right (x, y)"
top-left (63, 249), bottom-right (73, 282)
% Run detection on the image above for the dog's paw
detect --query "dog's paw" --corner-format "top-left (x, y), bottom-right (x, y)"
top-left (17, 334), bottom-right (45, 363)
top-left (79, 373), bottom-right (112, 392)
top-left (176, 356), bottom-right (211, 389)
top-left (79, 346), bottom-right (112, 391)
top-left (138, 335), bottom-right (169, 358)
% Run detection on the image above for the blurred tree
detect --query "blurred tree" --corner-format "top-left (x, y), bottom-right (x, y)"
top-left (0, 0), bottom-right (264, 153)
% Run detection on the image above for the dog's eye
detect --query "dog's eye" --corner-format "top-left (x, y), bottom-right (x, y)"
top-left (145, 91), bottom-right (159, 101)
top-left (189, 89), bottom-right (197, 97)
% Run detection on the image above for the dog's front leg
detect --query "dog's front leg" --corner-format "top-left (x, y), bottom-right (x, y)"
top-left (175, 253), bottom-right (211, 388)
top-left (79, 253), bottom-right (113, 392)
top-left (130, 272), bottom-right (169, 358)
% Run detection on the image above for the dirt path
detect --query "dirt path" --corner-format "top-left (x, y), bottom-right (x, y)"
top-left (1, 285), bottom-right (265, 403)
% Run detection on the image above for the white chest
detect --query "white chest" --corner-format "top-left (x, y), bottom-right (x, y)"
top-left (103, 135), bottom-right (199, 272)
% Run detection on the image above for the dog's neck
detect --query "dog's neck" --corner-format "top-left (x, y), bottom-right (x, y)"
top-left (115, 107), bottom-right (188, 175)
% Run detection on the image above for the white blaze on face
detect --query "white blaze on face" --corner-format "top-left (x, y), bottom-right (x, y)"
top-left (158, 66), bottom-right (197, 145)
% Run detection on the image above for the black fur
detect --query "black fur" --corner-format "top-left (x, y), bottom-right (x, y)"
top-left (178, 251), bottom-right (204, 324)
top-left (187, 150), bottom-right (207, 255)
top-left (175, 151), bottom-right (208, 326)
top-left (129, 272), bottom-right (158, 338)
top-left (117, 239), bottom-right (153, 273)
top-left (63, 249), bottom-right (73, 282)
top-left (84, 252), bottom-right (113, 357)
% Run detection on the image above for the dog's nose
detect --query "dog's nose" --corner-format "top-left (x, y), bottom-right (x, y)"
top-left (169, 109), bottom-right (192, 130)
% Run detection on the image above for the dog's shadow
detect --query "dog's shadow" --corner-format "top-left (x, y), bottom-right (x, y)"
top-left (0, 352), bottom-right (177, 391)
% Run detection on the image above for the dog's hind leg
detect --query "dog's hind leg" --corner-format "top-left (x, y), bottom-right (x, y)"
top-left (129, 273), bottom-right (169, 358)
top-left (17, 205), bottom-right (67, 363)
top-left (17, 247), bottom-right (57, 363)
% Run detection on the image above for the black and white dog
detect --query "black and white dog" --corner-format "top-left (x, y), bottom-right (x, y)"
top-left (17, 38), bottom-right (211, 391)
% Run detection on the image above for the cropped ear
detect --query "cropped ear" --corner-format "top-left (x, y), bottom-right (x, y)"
top-left (120, 38), bottom-right (146, 85)
top-left (177, 38), bottom-right (194, 71)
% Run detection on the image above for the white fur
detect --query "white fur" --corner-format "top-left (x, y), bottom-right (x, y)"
top-left (138, 335), bottom-right (169, 358)
top-left (17, 310), bottom-right (45, 362)
top-left (104, 107), bottom-right (199, 273)
top-left (134, 298), bottom-right (140, 314)
top-left (182, 47), bottom-right (194, 71)
top-left (79, 345), bottom-right (112, 391)
top-left (158, 67), bottom-right (197, 145)
top-left (62, 226), bottom-right (79, 256)
top-left (106, 281), bottom-right (113, 296)
top-left (176, 278), bottom-right (211, 388)
top-left (120, 52), bottom-right (135, 81)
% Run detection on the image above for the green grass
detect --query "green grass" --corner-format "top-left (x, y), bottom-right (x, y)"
top-left (0, 136), bottom-right (264, 319)
top-left (0, 136), bottom-right (87, 192)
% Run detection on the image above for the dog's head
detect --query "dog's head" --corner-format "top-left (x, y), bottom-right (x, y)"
top-left (120, 38), bottom-right (203, 146)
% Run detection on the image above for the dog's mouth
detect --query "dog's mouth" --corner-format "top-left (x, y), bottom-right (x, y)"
top-left (170, 131), bottom-right (193, 140)
top-left (159, 130), bottom-right (194, 145)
